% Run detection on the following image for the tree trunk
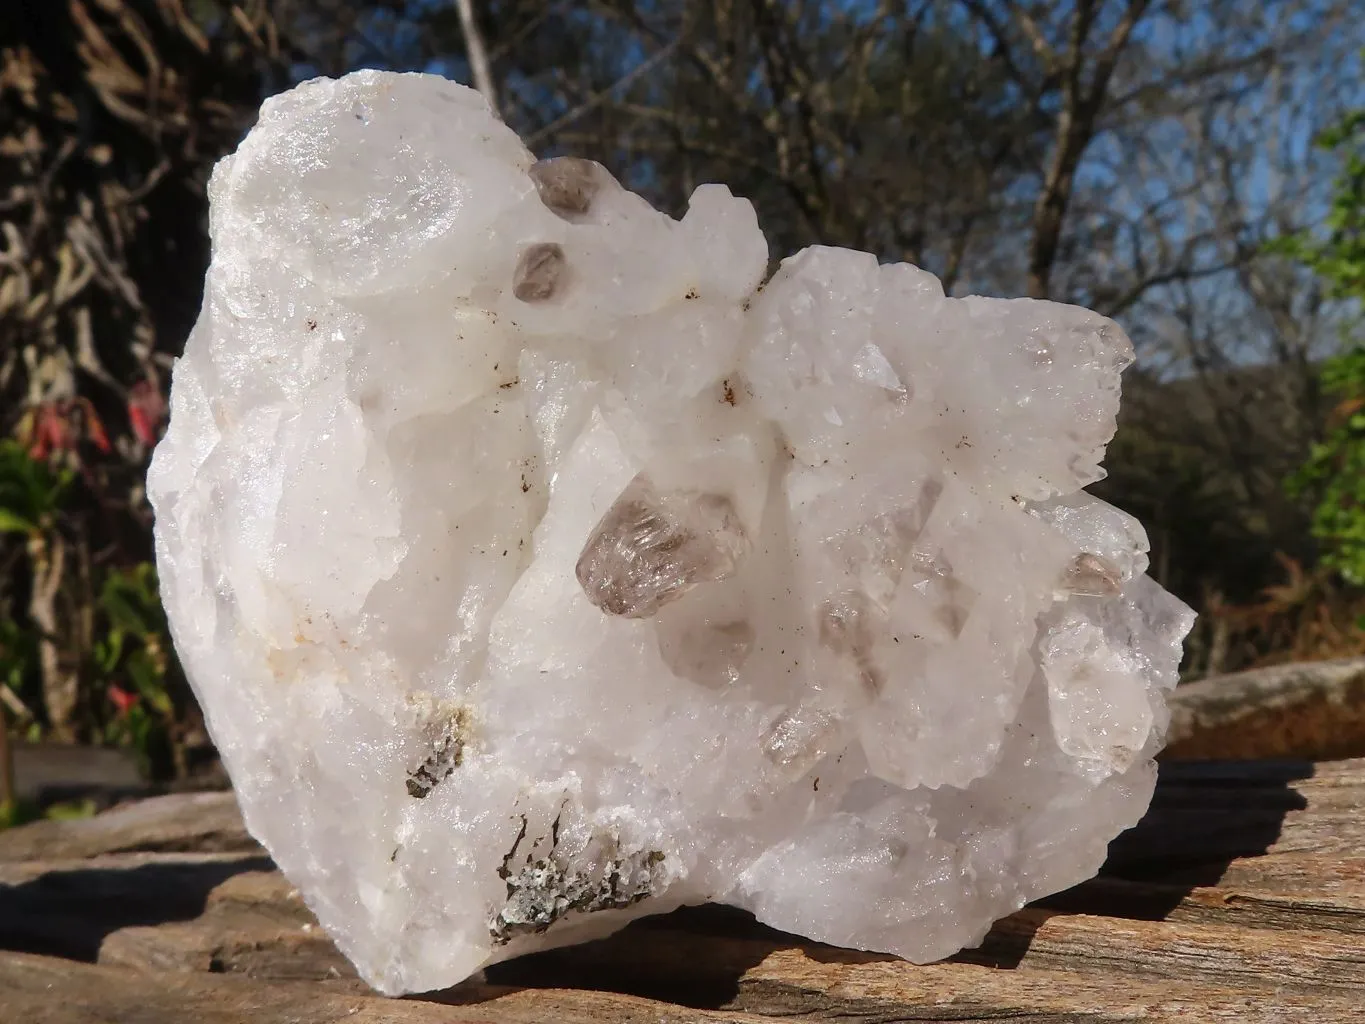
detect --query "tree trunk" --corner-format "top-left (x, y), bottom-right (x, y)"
top-left (28, 534), bottom-right (76, 741)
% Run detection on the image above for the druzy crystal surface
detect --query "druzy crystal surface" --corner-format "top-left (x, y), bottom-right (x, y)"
top-left (148, 70), bottom-right (1195, 994)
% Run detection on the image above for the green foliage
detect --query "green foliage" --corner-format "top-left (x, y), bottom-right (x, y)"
top-left (0, 797), bottom-right (97, 831)
top-left (0, 436), bottom-right (181, 774)
top-left (1, 0), bottom-right (250, 771)
top-left (0, 441), bottom-right (62, 730)
top-left (1283, 110), bottom-right (1365, 583)
top-left (0, 799), bottom-right (40, 830)
top-left (41, 798), bottom-right (97, 822)
top-left (0, 618), bottom-right (36, 697)
top-left (1277, 111), bottom-right (1365, 299)
top-left (1288, 351), bottom-right (1365, 582)
top-left (96, 564), bottom-right (174, 716)
top-left (0, 440), bottom-right (72, 538)
top-left (94, 563), bottom-right (178, 775)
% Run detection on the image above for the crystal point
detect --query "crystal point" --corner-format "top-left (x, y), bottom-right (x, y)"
top-left (575, 473), bottom-right (749, 618)
top-left (529, 156), bottom-right (603, 219)
top-left (512, 242), bottom-right (567, 303)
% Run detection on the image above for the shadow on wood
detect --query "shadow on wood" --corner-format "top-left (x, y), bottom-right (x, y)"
top-left (466, 759), bottom-right (1312, 994)
top-left (972, 758), bottom-right (1316, 968)
top-left (0, 855), bottom-right (274, 961)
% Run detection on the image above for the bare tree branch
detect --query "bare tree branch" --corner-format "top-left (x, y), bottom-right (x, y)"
top-left (454, 0), bottom-right (498, 114)
top-left (1025, 0), bottom-right (1152, 297)
top-left (526, 41), bottom-right (679, 149)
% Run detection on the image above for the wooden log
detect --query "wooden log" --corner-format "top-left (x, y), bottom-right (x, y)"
top-left (2, 759), bottom-right (1364, 1022)
top-left (0, 790), bottom-right (256, 862)
top-left (1167, 657), bottom-right (1365, 760)
top-left (8, 741), bottom-right (145, 808)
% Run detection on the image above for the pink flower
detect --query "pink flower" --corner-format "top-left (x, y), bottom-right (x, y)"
top-left (108, 684), bottom-right (138, 716)
top-left (128, 380), bottom-right (166, 447)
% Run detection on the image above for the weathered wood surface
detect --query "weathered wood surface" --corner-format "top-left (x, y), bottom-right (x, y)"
top-left (1166, 657), bottom-right (1365, 761)
top-left (3, 759), bottom-right (1364, 1023)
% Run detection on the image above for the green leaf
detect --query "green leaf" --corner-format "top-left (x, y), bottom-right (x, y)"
top-left (44, 799), bottom-right (97, 822)
top-left (127, 650), bottom-right (167, 703)
top-left (0, 509), bottom-right (36, 535)
top-left (100, 587), bottom-right (149, 637)
top-left (94, 633), bottom-right (123, 673)
top-left (0, 799), bottom-right (42, 831)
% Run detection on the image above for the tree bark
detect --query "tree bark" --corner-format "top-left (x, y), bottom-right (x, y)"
top-left (28, 533), bottom-right (76, 741)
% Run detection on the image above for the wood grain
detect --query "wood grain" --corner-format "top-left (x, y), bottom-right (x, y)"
top-left (2, 759), bottom-right (1364, 1023)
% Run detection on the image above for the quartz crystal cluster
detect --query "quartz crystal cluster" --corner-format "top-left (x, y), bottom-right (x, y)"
top-left (149, 70), bottom-right (1195, 995)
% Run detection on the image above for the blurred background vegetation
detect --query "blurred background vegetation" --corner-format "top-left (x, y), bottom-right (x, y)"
top-left (1, 0), bottom-right (1364, 794)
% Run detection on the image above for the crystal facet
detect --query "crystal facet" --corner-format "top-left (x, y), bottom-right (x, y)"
top-left (575, 473), bottom-right (750, 618)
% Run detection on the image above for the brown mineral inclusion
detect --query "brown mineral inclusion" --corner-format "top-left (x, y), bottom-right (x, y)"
top-left (575, 473), bottom-right (749, 618)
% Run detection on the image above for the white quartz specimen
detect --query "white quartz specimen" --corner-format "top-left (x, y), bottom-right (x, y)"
top-left (148, 70), bottom-right (1196, 995)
